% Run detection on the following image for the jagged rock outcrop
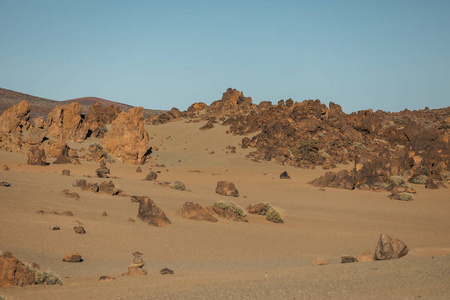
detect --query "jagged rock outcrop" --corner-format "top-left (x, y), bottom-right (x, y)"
top-left (0, 251), bottom-right (36, 289)
top-left (137, 197), bottom-right (171, 227)
top-left (45, 102), bottom-right (88, 142)
top-left (86, 102), bottom-right (121, 138)
top-left (102, 107), bottom-right (151, 165)
top-left (178, 202), bottom-right (218, 222)
top-left (0, 100), bottom-right (30, 134)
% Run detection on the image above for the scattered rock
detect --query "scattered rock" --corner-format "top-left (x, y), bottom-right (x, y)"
top-left (144, 171), bottom-right (158, 181)
top-left (0, 251), bottom-right (36, 289)
top-left (374, 234), bottom-right (409, 260)
top-left (169, 180), bottom-right (186, 191)
top-left (127, 217), bottom-right (135, 222)
top-left (131, 195), bottom-right (148, 203)
top-left (121, 267), bottom-right (147, 276)
top-left (98, 181), bottom-right (119, 196)
top-left (62, 253), bottom-right (82, 263)
top-left (215, 181), bottom-right (239, 197)
top-left (73, 226), bottom-right (86, 234)
top-left (280, 171), bottom-right (291, 179)
top-left (425, 177), bottom-right (439, 189)
top-left (136, 166), bottom-right (142, 173)
top-left (61, 189), bottom-right (80, 200)
top-left (341, 256), bottom-right (357, 263)
top-left (62, 169), bottom-right (71, 176)
top-left (160, 268), bottom-right (174, 275)
top-left (37, 210), bottom-right (73, 216)
top-left (99, 275), bottom-right (115, 282)
top-left (178, 202), bottom-right (218, 222)
top-left (102, 212), bottom-right (108, 216)
top-left (356, 252), bottom-right (374, 262)
top-left (27, 146), bottom-right (48, 166)
top-left (49, 225), bottom-right (60, 230)
top-left (312, 258), bottom-right (330, 266)
top-left (96, 158), bottom-right (110, 178)
top-left (3, 164), bottom-right (10, 171)
top-left (0, 181), bottom-right (10, 187)
top-left (137, 198), bottom-right (171, 227)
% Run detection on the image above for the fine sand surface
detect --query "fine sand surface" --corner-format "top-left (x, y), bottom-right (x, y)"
top-left (1, 121), bottom-right (449, 299)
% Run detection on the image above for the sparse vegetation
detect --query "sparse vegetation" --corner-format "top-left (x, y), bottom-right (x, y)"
top-left (169, 181), bottom-right (186, 191)
top-left (411, 175), bottom-right (427, 185)
top-left (399, 193), bottom-right (413, 201)
top-left (23, 262), bottom-right (62, 286)
top-left (214, 201), bottom-right (247, 217)
top-left (266, 207), bottom-right (283, 223)
top-left (291, 140), bottom-right (319, 163)
top-left (390, 176), bottom-right (409, 188)
top-left (352, 142), bottom-right (366, 150)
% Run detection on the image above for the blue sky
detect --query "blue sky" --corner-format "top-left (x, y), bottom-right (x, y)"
top-left (1, 0), bottom-right (449, 112)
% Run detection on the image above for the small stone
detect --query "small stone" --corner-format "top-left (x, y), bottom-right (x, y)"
top-left (0, 181), bottom-right (11, 187)
top-left (127, 217), bottom-right (135, 222)
top-left (280, 171), bottom-right (291, 179)
top-left (50, 225), bottom-right (60, 230)
top-left (312, 258), bottom-right (329, 266)
top-left (3, 164), bottom-right (10, 171)
top-left (341, 256), bottom-right (357, 263)
top-left (62, 169), bottom-right (71, 176)
top-left (356, 252), bottom-right (374, 262)
top-left (62, 253), bottom-right (82, 263)
top-left (61, 189), bottom-right (80, 200)
top-left (144, 171), bottom-right (158, 181)
top-left (102, 212), bottom-right (108, 216)
top-left (160, 268), bottom-right (174, 275)
top-left (136, 166), bottom-right (142, 173)
top-left (99, 275), bottom-right (115, 282)
top-left (73, 226), bottom-right (86, 234)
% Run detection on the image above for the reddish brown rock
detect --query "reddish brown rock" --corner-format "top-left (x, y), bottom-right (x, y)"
top-left (73, 226), bottom-right (86, 234)
top-left (27, 146), bottom-right (48, 166)
top-left (62, 169), bottom-right (70, 176)
top-left (144, 171), bottom-right (158, 181)
top-left (102, 106), bottom-right (151, 164)
top-left (131, 195), bottom-right (149, 203)
top-left (0, 251), bottom-right (36, 289)
top-left (46, 102), bottom-right (88, 142)
top-left (356, 252), bottom-right (374, 262)
top-left (98, 181), bottom-right (119, 196)
top-left (137, 197), bottom-right (171, 227)
top-left (121, 267), bottom-right (147, 276)
top-left (62, 253), bottom-right (82, 263)
top-left (374, 234), bottom-right (409, 260)
top-left (215, 181), bottom-right (239, 197)
top-left (160, 268), bottom-right (174, 275)
top-left (61, 189), bottom-right (80, 200)
top-left (0, 100), bottom-right (30, 134)
top-left (246, 203), bottom-right (269, 215)
top-left (312, 258), bottom-right (330, 266)
top-left (425, 177), bottom-right (439, 189)
top-left (178, 202), bottom-right (218, 222)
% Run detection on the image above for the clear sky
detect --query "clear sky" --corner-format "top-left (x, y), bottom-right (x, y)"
top-left (1, 0), bottom-right (449, 113)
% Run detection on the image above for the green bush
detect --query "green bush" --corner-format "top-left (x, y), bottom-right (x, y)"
top-left (291, 140), bottom-right (319, 163)
top-left (266, 208), bottom-right (283, 223)
top-left (411, 175), bottom-right (427, 185)
top-left (214, 201), bottom-right (246, 217)
top-left (398, 193), bottom-right (413, 201)
top-left (169, 181), bottom-right (186, 191)
top-left (390, 176), bottom-right (409, 188)
top-left (24, 263), bottom-right (62, 286)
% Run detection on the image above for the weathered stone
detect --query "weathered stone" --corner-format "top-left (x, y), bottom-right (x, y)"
top-left (98, 181), bottom-right (119, 196)
top-left (160, 268), bottom-right (174, 275)
top-left (27, 146), bottom-right (47, 166)
top-left (131, 195), bottom-right (149, 203)
top-left (62, 169), bottom-right (70, 176)
top-left (99, 275), bottom-right (115, 282)
top-left (137, 197), bottom-right (171, 227)
top-left (341, 256), bottom-right (357, 263)
top-left (215, 181), bottom-right (239, 197)
top-left (312, 258), bottom-right (330, 266)
top-left (425, 177), bottom-right (439, 189)
top-left (374, 234), bottom-right (409, 260)
top-left (178, 202), bottom-right (218, 222)
top-left (144, 171), bottom-right (158, 181)
top-left (356, 252), bottom-right (374, 262)
top-left (73, 226), bottom-right (86, 234)
top-left (0, 251), bottom-right (36, 289)
top-left (61, 189), bottom-right (80, 200)
top-left (0, 181), bottom-right (10, 187)
top-left (62, 253), bottom-right (82, 263)
top-left (0, 100), bottom-right (30, 134)
top-left (102, 107), bottom-right (151, 164)
top-left (280, 171), bottom-right (291, 179)
top-left (46, 102), bottom-right (88, 142)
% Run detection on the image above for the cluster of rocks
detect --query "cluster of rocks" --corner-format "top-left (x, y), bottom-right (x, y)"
top-left (313, 234), bottom-right (409, 266)
top-left (0, 100), bottom-right (152, 165)
top-left (73, 179), bottom-right (126, 196)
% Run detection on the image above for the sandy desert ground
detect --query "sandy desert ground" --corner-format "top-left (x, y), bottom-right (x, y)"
top-left (1, 121), bottom-right (450, 299)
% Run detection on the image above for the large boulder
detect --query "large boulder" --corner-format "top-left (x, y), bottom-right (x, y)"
top-left (0, 100), bottom-right (30, 134)
top-left (137, 197), bottom-right (171, 227)
top-left (27, 146), bottom-right (48, 166)
top-left (374, 234), bottom-right (409, 260)
top-left (102, 107), bottom-right (151, 165)
top-left (46, 102), bottom-right (88, 142)
top-left (178, 202), bottom-right (218, 222)
top-left (215, 181), bottom-right (239, 197)
top-left (0, 251), bottom-right (36, 289)
top-left (86, 102), bottom-right (121, 138)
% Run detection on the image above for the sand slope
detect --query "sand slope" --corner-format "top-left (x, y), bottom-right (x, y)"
top-left (1, 120), bottom-right (449, 299)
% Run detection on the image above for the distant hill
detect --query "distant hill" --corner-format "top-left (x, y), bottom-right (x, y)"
top-left (0, 87), bottom-right (166, 119)
top-left (63, 97), bottom-right (134, 110)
